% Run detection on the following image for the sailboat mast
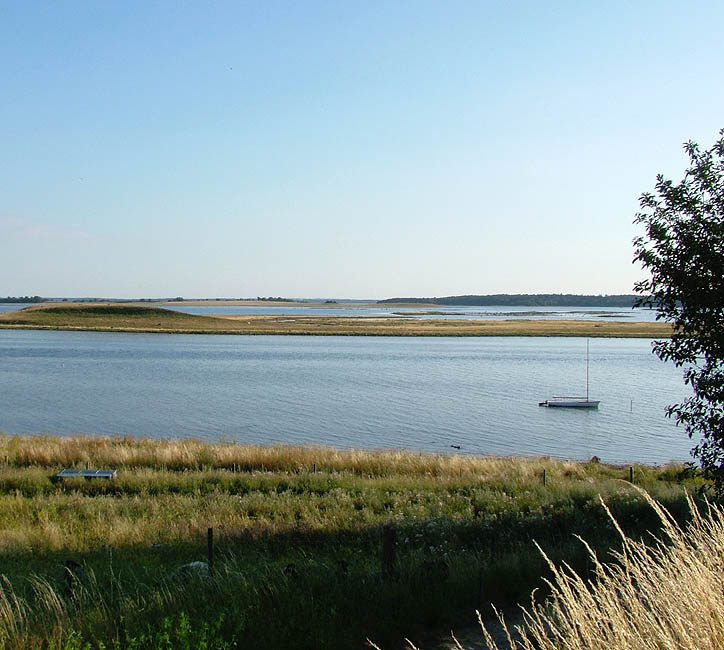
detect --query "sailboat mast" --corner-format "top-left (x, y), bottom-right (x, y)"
top-left (586, 338), bottom-right (589, 400)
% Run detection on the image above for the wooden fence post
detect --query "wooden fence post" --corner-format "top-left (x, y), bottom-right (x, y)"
top-left (629, 466), bottom-right (634, 483)
top-left (542, 468), bottom-right (547, 487)
top-left (382, 524), bottom-right (396, 581)
top-left (207, 527), bottom-right (214, 576)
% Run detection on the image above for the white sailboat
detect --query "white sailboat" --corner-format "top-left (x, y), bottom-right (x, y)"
top-left (539, 339), bottom-right (600, 408)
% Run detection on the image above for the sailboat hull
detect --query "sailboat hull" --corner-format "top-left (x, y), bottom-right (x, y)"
top-left (539, 399), bottom-right (600, 408)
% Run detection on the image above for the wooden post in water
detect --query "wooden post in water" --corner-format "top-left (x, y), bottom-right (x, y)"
top-left (207, 527), bottom-right (214, 576)
top-left (382, 524), bottom-right (396, 581)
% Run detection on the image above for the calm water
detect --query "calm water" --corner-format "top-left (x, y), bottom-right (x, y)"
top-left (0, 330), bottom-right (693, 464)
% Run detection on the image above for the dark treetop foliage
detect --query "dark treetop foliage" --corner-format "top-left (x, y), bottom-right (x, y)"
top-left (0, 296), bottom-right (44, 303)
top-left (377, 294), bottom-right (637, 307)
top-left (633, 129), bottom-right (724, 486)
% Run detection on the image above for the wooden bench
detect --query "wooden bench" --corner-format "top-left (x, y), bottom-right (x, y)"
top-left (52, 469), bottom-right (117, 482)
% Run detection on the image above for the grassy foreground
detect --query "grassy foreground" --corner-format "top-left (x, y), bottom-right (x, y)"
top-left (389, 492), bottom-right (724, 650)
top-left (0, 304), bottom-right (672, 337)
top-left (0, 435), bottom-right (702, 649)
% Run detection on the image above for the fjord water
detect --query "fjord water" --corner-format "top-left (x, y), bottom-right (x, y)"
top-left (0, 330), bottom-right (692, 464)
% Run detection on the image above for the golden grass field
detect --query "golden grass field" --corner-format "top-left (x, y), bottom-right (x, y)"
top-left (0, 303), bottom-right (673, 338)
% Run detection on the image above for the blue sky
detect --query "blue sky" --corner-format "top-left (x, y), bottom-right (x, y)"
top-left (2, 1), bottom-right (723, 299)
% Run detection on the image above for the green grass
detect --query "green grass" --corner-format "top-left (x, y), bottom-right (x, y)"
top-left (30, 306), bottom-right (188, 317)
top-left (0, 305), bottom-right (229, 333)
top-left (0, 435), bottom-right (704, 649)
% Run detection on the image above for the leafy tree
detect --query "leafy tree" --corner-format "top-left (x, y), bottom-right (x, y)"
top-left (633, 129), bottom-right (724, 486)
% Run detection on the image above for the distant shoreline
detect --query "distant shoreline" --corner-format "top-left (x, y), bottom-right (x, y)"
top-left (1, 294), bottom-right (644, 308)
top-left (377, 293), bottom-right (640, 307)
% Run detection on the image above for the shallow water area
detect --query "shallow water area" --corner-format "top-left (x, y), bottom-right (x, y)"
top-left (0, 330), bottom-right (692, 465)
top-left (165, 303), bottom-right (659, 322)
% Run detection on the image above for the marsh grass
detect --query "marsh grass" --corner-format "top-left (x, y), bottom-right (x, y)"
top-left (0, 434), bottom-right (684, 479)
top-left (0, 435), bottom-right (704, 649)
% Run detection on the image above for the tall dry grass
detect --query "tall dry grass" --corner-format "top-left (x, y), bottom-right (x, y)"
top-left (0, 433), bottom-right (604, 479)
top-left (407, 489), bottom-right (724, 650)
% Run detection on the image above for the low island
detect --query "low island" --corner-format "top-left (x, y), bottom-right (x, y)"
top-left (0, 303), bottom-right (673, 337)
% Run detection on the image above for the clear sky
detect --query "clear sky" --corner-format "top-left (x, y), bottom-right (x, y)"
top-left (2, 1), bottom-right (723, 299)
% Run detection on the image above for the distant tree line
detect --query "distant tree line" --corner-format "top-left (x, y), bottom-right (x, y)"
top-left (257, 296), bottom-right (296, 302)
top-left (377, 294), bottom-right (640, 307)
top-left (0, 295), bottom-right (45, 303)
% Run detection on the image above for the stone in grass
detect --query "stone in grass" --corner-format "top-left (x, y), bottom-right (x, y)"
top-left (168, 561), bottom-right (211, 583)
